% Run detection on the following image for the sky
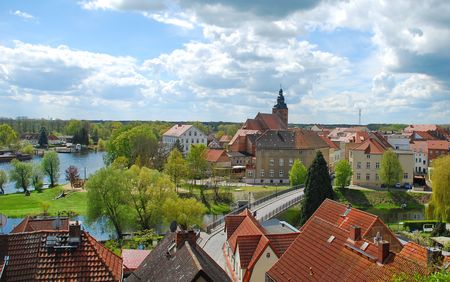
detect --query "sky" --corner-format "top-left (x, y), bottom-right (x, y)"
top-left (0, 0), bottom-right (449, 124)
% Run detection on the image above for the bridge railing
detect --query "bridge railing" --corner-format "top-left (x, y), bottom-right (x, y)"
top-left (257, 194), bottom-right (304, 223)
top-left (205, 185), bottom-right (303, 233)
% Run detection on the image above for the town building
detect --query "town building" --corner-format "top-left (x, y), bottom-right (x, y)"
top-left (385, 134), bottom-right (410, 151)
top-left (404, 124), bottom-right (449, 140)
top-left (246, 129), bottom-right (329, 184)
top-left (122, 249), bottom-right (151, 277)
top-left (126, 229), bottom-right (230, 282)
top-left (162, 124), bottom-right (207, 154)
top-left (319, 134), bottom-right (342, 171)
top-left (349, 137), bottom-right (414, 187)
top-left (266, 199), bottom-right (443, 281)
top-left (219, 134), bottom-right (232, 148)
top-left (205, 149), bottom-right (232, 168)
top-left (0, 218), bottom-right (123, 281)
top-left (224, 209), bottom-right (299, 282)
top-left (410, 141), bottom-right (429, 175)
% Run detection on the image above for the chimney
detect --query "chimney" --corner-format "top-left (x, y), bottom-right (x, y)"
top-left (376, 240), bottom-right (390, 264)
top-left (428, 248), bottom-right (443, 266)
top-left (68, 221), bottom-right (81, 247)
top-left (176, 230), bottom-right (198, 248)
top-left (349, 225), bottom-right (361, 241)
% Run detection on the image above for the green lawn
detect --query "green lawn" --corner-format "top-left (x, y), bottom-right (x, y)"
top-left (0, 187), bottom-right (87, 217)
top-left (334, 188), bottom-right (430, 210)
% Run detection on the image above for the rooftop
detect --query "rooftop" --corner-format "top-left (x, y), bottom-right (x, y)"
top-left (163, 124), bottom-right (194, 137)
top-left (122, 249), bottom-right (151, 272)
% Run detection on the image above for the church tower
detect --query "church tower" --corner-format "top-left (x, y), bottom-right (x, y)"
top-left (272, 88), bottom-right (288, 128)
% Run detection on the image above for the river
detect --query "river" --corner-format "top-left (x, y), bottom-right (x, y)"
top-left (0, 151), bottom-right (106, 194)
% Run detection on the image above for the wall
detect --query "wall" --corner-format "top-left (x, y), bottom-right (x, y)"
top-left (249, 246), bottom-right (278, 282)
top-left (349, 150), bottom-right (383, 187)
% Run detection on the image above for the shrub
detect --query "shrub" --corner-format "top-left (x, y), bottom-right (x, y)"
top-left (402, 220), bottom-right (441, 232)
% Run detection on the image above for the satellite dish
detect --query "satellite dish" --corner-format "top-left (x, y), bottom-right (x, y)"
top-left (169, 221), bottom-right (177, 233)
top-left (0, 214), bottom-right (7, 228)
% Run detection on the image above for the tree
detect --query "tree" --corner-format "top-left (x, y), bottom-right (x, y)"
top-left (126, 165), bottom-right (177, 229)
top-left (0, 124), bottom-right (18, 148)
top-left (334, 160), bottom-right (353, 189)
top-left (186, 144), bottom-right (208, 180)
top-left (97, 138), bottom-right (106, 151)
top-left (41, 151), bottom-right (60, 187)
top-left (163, 197), bottom-right (206, 230)
top-left (9, 159), bottom-right (32, 193)
top-left (299, 151), bottom-right (333, 225)
top-left (20, 144), bottom-right (35, 155)
top-left (289, 159), bottom-right (307, 186)
top-left (164, 148), bottom-right (188, 191)
top-left (426, 155), bottom-right (450, 222)
top-left (31, 164), bottom-right (44, 192)
top-left (65, 165), bottom-right (80, 189)
top-left (85, 167), bottom-right (131, 239)
top-left (173, 139), bottom-right (184, 153)
top-left (64, 119), bottom-right (82, 136)
top-left (379, 149), bottom-right (403, 188)
top-left (38, 127), bottom-right (48, 148)
top-left (0, 170), bottom-right (7, 194)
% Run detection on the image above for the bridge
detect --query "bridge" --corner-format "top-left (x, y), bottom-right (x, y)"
top-left (199, 186), bottom-right (304, 269)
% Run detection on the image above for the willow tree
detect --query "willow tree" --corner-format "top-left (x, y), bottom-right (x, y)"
top-left (426, 155), bottom-right (450, 222)
top-left (164, 148), bottom-right (188, 192)
top-left (379, 149), bottom-right (403, 188)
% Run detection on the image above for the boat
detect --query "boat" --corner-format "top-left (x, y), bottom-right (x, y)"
top-left (0, 151), bottom-right (32, 163)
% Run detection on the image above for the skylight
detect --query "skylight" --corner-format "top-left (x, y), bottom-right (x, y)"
top-left (327, 235), bottom-right (335, 243)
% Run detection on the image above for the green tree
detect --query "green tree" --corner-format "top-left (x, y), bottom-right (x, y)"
top-left (379, 149), bottom-right (403, 188)
top-left (164, 148), bottom-right (188, 191)
top-left (38, 127), bottom-right (48, 148)
top-left (163, 197), bottom-right (206, 230)
top-left (0, 124), bottom-right (18, 148)
top-left (334, 160), bottom-right (353, 189)
top-left (64, 119), bottom-right (82, 136)
top-left (192, 122), bottom-right (210, 135)
top-left (426, 155), bottom-right (450, 222)
top-left (289, 159), bottom-right (307, 186)
top-left (9, 159), bottom-right (32, 193)
top-left (41, 151), bottom-right (60, 187)
top-left (186, 144), bottom-right (208, 180)
top-left (97, 138), bottom-right (106, 151)
top-left (299, 151), bottom-right (333, 225)
top-left (0, 170), bottom-right (7, 194)
top-left (85, 167), bottom-right (131, 239)
top-left (173, 139), bottom-right (184, 153)
top-left (126, 165), bottom-right (176, 229)
top-left (31, 164), bottom-right (44, 192)
top-left (20, 144), bottom-right (35, 155)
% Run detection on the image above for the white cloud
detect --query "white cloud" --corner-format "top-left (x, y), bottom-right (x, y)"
top-left (11, 10), bottom-right (36, 21)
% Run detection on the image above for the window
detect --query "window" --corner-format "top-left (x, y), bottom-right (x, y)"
top-left (404, 173), bottom-right (408, 179)
top-left (260, 169), bottom-right (265, 177)
top-left (350, 161), bottom-right (353, 167)
top-left (189, 132), bottom-right (192, 136)
top-left (357, 162), bottom-right (361, 169)
top-left (289, 159), bottom-right (293, 166)
top-left (376, 173), bottom-right (379, 181)
top-left (419, 158), bottom-right (422, 162)
top-left (185, 139), bottom-right (188, 143)
top-left (415, 158), bottom-right (418, 163)
top-left (375, 162), bottom-right (380, 169)
top-left (356, 173), bottom-right (361, 180)
top-left (194, 131), bottom-right (197, 136)
top-left (191, 139), bottom-right (194, 143)
top-left (350, 151), bottom-right (353, 157)
top-left (279, 158), bottom-right (284, 166)
top-left (266, 253), bottom-right (271, 258)
top-left (247, 170), bottom-right (253, 177)
top-left (269, 169), bottom-right (274, 178)
top-left (202, 139), bottom-right (204, 143)
top-left (269, 159), bottom-right (274, 166)
top-left (366, 173), bottom-right (370, 180)
top-left (366, 154), bottom-right (371, 159)
top-left (279, 170), bottom-right (284, 177)
top-left (196, 139), bottom-right (199, 143)
top-left (423, 160), bottom-right (426, 165)
top-left (366, 162), bottom-right (370, 169)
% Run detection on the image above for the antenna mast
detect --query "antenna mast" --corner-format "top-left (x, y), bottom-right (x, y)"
top-left (358, 109), bottom-right (362, 125)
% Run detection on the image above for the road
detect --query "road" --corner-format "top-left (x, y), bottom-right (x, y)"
top-left (199, 188), bottom-right (304, 270)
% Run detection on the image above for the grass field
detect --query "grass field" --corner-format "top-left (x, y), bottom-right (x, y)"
top-left (0, 187), bottom-right (87, 217)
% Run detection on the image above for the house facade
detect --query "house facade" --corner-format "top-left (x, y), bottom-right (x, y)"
top-left (349, 138), bottom-right (414, 187)
top-left (162, 124), bottom-right (207, 154)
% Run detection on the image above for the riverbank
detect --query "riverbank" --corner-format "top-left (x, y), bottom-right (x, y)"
top-left (277, 188), bottom-right (431, 227)
top-left (0, 186), bottom-right (87, 217)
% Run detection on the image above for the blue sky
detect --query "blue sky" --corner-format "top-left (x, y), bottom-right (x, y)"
top-left (0, 0), bottom-right (449, 124)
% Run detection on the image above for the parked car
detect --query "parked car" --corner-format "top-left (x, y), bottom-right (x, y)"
top-left (395, 183), bottom-right (401, 188)
top-left (403, 183), bottom-right (412, 189)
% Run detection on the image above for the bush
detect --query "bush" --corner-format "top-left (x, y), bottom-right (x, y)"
top-left (402, 220), bottom-right (441, 232)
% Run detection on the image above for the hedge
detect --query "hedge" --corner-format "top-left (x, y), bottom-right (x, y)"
top-left (401, 220), bottom-right (445, 231)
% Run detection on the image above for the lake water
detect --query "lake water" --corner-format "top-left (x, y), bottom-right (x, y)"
top-left (0, 152), bottom-right (106, 194)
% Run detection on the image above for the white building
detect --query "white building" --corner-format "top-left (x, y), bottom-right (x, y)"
top-left (385, 134), bottom-right (410, 151)
top-left (162, 124), bottom-right (207, 154)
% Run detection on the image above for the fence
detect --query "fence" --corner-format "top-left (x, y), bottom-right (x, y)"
top-left (257, 195), bottom-right (303, 223)
top-left (205, 185), bottom-right (304, 233)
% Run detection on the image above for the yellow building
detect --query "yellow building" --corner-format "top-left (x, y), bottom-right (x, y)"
top-left (349, 138), bottom-right (414, 187)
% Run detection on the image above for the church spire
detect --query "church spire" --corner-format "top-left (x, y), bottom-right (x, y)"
top-left (274, 87), bottom-right (287, 109)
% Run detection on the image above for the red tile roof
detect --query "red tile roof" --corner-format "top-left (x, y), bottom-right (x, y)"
top-left (11, 216), bottom-right (69, 233)
top-left (267, 216), bottom-right (429, 282)
top-left (122, 249), bottom-right (151, 272)
top-left (405, 124), bottom-right (439, 133)
top-left (319, 135), bottom-right (339, 149)
top-left (352, 137), bottom-right (387, 154)
top-left (427, 140), bottom-right (449, 150)
top-left (204, 149), bottom-right (229, 163)
top-left (414, 131), bottom-right (436, 140)
top-left (219, 135), bottom-right (231, 143)
top-left (0, 230), bottom-right (123, 281)
top-left (293, 129), bottom-right (329, 149)
top-left (163, 124), bottom-right (193, 137)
